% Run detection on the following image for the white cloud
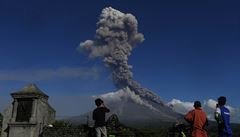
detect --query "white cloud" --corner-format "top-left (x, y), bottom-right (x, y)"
top-left (204, 99), bottom-right (217, 109)
top-left (167, 98), bottom-right (240, 123)
top-left (0, 66), bottom-right (99, 81)
top-left (167, 99), bottom-right (194, 114)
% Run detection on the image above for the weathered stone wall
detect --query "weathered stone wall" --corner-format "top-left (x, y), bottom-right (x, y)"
top-left (35, 98), bottom-right (55, 136)
top-left (1, 98), bottom-right (55, 137)
top-left (1, 84), bottom-right (55, 137)
top-left (8, 125), bottom-right (37, 137)
top-left (1, 105), bottom-right (13, 137)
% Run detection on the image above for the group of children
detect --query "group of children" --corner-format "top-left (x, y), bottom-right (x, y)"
top-left (92, 96), bottom-right (232, 137)
top-left (184, 96), bottom-right (232, 137)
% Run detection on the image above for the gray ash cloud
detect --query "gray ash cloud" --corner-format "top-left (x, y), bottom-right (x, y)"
top-left (78, 7), bottom-right (163, 105)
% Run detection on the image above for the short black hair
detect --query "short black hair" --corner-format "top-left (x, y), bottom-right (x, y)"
top-left (95, 98), bottom-right (103, 107)
top-left (218, 96), bottom-right (226, 106)
top-left (194, 101), bottom-right (201, 108)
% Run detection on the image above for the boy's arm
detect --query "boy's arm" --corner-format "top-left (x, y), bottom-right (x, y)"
top-left (215, 108), bottom-right (221, 119)
top-left (102, 104), bottom-right (110, 112)
top-left (215, 111), bottom-right (223, 124)
top-left (105, 107), bottom-right (110, 113)
top-left (203, 118), bottom-right (208, 129)
top-left (184, 110), bottom-right (194, 124)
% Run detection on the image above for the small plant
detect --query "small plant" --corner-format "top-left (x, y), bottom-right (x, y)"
top-left (52, 120), bottom-right (72, 128)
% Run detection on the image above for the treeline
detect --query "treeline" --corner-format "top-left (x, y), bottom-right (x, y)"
top-left (40, 120), bottom-right (240, 137)
top-left (1, 115), bottom-right (240, 137)
top-left (40, 120), bottom-right (136, 137)
top-left (40, 121), bottom-right (168, 137)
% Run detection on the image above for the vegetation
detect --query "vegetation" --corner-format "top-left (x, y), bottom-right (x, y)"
top-left (40, 120), bottom-right (88, 137)
top-left (40, 115), bottom-right (136, 137)
top-left (0, 114), bottom-right (239, 137)
top-left (52, 120), bottom-right (72, 128)
top-left (40, 120), bottom-right (240, 137)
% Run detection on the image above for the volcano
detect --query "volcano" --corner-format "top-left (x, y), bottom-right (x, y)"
top-left (67, 87), bottom-right (182, 127)
top-left (71, 7), bottom-right (183, 127)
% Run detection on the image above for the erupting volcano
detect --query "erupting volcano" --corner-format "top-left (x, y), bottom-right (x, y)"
top-left (72, 7), bottom-right (182, 127)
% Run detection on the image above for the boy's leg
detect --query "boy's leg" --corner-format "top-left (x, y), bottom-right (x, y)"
top-left (95, 127), bottom-right (101, 137)
top-left (101, 126), bottom-right (107, 137)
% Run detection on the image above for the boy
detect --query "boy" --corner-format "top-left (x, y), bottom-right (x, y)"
top-left (93, 98), bottom-right (110, 137)
top-left (216, 96), bottom-right (232, 137)
top-left (184, 101), bottom-right (208, 137)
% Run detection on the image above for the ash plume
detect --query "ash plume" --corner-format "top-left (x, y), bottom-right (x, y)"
top-left (79, 7), bottom-right (163, 105)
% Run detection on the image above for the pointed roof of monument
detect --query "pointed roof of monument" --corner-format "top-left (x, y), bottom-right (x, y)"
top-left (11, 83), bottom-right (49, 99)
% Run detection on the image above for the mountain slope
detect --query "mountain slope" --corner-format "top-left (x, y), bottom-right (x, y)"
top-left (67, 87), bottom-right (182, 127)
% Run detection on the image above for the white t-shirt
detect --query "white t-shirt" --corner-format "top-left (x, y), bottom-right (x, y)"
top-left (215, 107), bottom-right (221, 115)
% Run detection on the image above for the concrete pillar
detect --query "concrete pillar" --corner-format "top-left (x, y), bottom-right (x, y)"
top-left (30, 99), bottom-right (38, 123)
top-left (10, 99), bottom-right (18, 122)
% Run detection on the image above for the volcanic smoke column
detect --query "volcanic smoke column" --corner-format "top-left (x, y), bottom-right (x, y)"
top-left (79, 7), bottom-right (162, 104)
top-left (79, 7), bottom-right (144, 88)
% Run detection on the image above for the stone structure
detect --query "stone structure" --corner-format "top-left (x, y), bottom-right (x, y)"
top-left (1, 84), bottom-right (55, 137)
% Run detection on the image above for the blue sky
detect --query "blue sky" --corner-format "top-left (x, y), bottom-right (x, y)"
top-left (0, 0), bottom-right (240, 116)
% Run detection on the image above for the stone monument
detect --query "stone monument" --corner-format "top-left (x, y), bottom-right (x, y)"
top-left (1, 84), bottom-right (55, 137)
